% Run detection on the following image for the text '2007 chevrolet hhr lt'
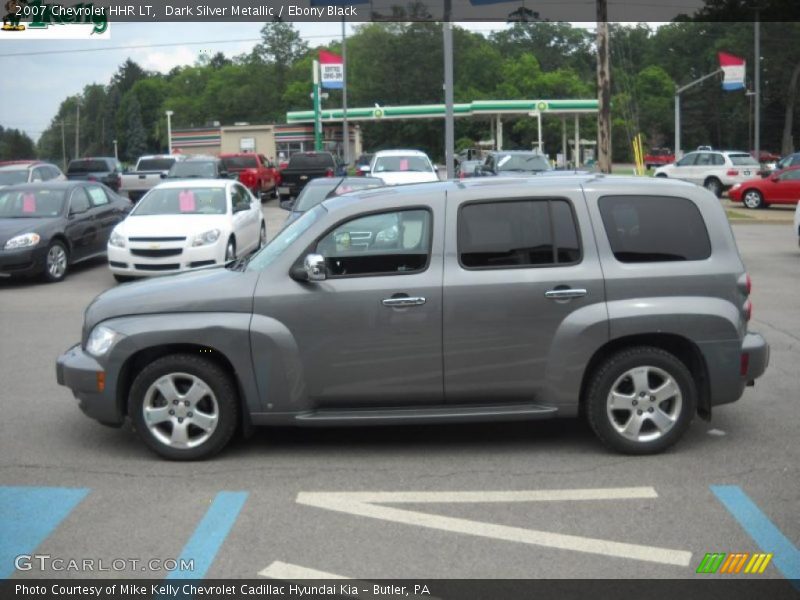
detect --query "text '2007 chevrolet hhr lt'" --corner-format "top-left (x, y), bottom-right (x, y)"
top-left (57, 175), bottom-right (769, 460)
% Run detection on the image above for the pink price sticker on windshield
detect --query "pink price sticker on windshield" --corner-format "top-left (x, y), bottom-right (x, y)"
top-left (179, 190), bottom-right (196, 212)
top-left (22, 193), bottom-right (36, 213)
top-left (399, 159), bottom-right (409, 171)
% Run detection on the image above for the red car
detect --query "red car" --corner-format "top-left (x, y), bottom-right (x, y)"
top-left (219, 153), bottom-right (280, 201)
top-left (644, 148), bottom-right (675, 170)
top-left (728, 165), bottom-right (800, 209)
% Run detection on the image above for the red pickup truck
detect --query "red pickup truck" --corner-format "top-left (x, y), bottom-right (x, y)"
top-left (219, 153), bottom-right (280, 201)
top-left (644, 148), bottom-right (675, 170)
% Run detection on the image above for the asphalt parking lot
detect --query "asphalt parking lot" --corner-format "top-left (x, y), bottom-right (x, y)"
top-left (1, 203), bottom-right (798, 585)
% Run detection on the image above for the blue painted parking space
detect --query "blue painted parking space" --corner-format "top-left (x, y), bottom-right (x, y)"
top-left (0, 486), bottom-right (89, 579)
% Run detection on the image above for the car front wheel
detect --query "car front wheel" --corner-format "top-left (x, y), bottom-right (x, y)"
top-left (704, 177), bottom-right (722, 198)
top-left (742, 189), bottom-right (764, 209)
top-left (43, 240), bottom-right (69, 282)
top-left (586, 346), bottom-right (696, 455)
top-left (128, 354), bottom-right (239, 460)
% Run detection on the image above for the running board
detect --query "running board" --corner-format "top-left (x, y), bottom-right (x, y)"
top-left (292, 403), bottom-right (558, 427)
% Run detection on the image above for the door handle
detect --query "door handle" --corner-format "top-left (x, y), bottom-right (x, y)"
top-left (382, 296), bottom-right (426, 307)
top-left (544, 288), bottom-right (587, 300)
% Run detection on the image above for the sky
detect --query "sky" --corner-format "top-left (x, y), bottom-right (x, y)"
top-left (0, 21), bottom-right (525, 143)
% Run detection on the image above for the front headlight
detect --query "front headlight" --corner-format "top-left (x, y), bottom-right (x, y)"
top-left (731, 183), bottom-right (741, 190)
top-left (4, 233), bottom-right (40, 250)
top-left (85, 325), bottom-right (124, 357)
top-left (109, 230), bottom-right (126, 248)
top-left (192, 229), bottom-right (221, 247)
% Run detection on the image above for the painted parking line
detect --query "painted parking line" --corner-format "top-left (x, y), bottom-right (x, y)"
top-left (711, 485), bottom-right (800, 590)
top-left (0, 486), bottom-right (89, 579)
top-left (297, 487), bottom-right (692, 566)
top-left (166, 491), bottom-right (248, 580)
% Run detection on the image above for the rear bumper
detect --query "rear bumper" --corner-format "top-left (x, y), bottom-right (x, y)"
top-left (56, 344), bottom-right (124, 426)
top-left (741, 331), bottom-right (769, 383)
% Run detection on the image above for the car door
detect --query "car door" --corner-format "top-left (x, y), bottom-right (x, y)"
top-left (64, 187), bottom-right (95, 261)
top-left (442, 188), bottom-right (606, 406)
top-left (231, 184), bottom-right (259, 253)
top-left (259, 154), bottom-right (274, 189)
top-left (671, 153), bottom-right (697, 182)
top-left (85, 184), bottom-right (122, 252)
top-left (253, 200), bottom-right (444, 409)
top-left (774, 168), bottom-right (800, 203)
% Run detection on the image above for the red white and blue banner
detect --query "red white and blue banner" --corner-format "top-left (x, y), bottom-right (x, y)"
top-left (718, 52), bottom-right (746, 91)
top-left (319, 50), bottom-right (343, 89)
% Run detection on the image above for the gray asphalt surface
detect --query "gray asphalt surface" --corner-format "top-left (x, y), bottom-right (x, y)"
top-left (1, 205), bottom-right (798, 582)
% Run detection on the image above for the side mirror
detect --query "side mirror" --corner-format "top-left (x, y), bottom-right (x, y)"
top-left (160, 172), bottom-right (167, 179)
top-left (279, 199), bottom-right (294, 211)
top-left (770, 174), bottom-right (780, 182)
top-left (303, 253), bottom-right (327, 281)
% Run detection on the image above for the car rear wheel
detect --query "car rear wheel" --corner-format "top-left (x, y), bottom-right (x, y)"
top-left (128, 354), bottom-right (239, 460)
top-left (655, 173), bottom-right (667, 178)
top-left (704, 177), bottom-right (722, 198)
top-left (742, 189), bottom-right (764, 209)
top-left (42, 241), bottom-right (68, 283)
top-left (585, 346), bottom-right (696, 455)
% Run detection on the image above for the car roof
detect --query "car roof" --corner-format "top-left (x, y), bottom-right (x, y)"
top-left (488, 150), bottom-right (546, 155)
top-left (69, 156), bottom-right (116, 161)
top-left (373, 149), bottom-right (430, 157)
top-left (0, 160), bottom-right (42, 169)
top-left (179, 156), bottom-right (220, 162)
top-left (155, 179), bottom-right (231, 189)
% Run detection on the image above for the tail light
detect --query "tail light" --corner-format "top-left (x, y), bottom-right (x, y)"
top-left (743, 299), bottom-right (752, 321)
top-left (325, 168), bottom-right (334, 177)
top-left (88, 176), bottom-right (97, 181)
top-left (740, 353), bottom-right (750, 376)
top-left (459, 171), bottom-right (466, 180)
top-left (727, 169), bottom-right (739, 176)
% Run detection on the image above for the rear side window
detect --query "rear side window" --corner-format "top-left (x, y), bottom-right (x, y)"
top-left (458, 199), bottom-right (581, 268)
top-left (68, 159), bottom-right (111, 173)
top-left (598, 195), bottom-right (711, 263)
top-left (137, 158), bottom-right (175, 171)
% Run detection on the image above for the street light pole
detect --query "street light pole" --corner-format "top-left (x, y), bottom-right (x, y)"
top-left (165, 110), bottom-right (174, 154)
top-left (113, 139), bottom-right (118, 161)
top-left (443, 0), bottom-right (454, 179)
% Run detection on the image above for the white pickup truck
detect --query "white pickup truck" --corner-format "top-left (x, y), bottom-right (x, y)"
top-left (120, 155), bottom-right (184, 202)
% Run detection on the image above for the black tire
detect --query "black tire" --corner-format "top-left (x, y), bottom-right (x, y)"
top-left (42, 240), bottom-right (69, 283)
top-left (585, 346), bottom-right (696, 455)
top-left (128, 354), bottom-right (239, 460)
top-left (704, 177), bottom-right (722, 198)
top-left (225, 237), bottom-right (236, 262)
top-left (113, 274), bottom-right (134, 283)
top-left (655, 173), bottom-right (667, 178)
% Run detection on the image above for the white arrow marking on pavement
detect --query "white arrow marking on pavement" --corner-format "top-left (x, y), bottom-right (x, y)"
top-left (259, 561), bottom-right (440, 600)
top-left (296, 487), bottom-right (692, 567)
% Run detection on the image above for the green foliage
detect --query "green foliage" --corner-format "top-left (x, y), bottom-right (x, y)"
top-left (0, 126), bottom-right (36, 160)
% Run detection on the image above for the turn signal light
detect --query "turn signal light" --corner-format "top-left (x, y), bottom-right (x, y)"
top-left (325, 168), bottom-right (334, 177)
top-left (96, 371), bottom-right (105, 392)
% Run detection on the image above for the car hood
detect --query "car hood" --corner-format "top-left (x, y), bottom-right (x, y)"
top-left (117, 214), bottom-right (228, 238)
top-left (375, 172), bottom-right (439, 185)
top-left (83, 266), bottom-right (258, 340)
top-left (0, 217), bottom-right (59, 246)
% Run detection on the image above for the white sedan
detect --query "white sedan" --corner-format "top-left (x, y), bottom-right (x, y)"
top-left (107, 179), bottom-right (265, 281)
top-left (368, 149), bottom-right (439, 185)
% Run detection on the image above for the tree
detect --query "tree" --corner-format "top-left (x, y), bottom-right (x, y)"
top-left (121, 94), bottom-right (147, 160)
top-left (0, 126), bottom-right (36, 159)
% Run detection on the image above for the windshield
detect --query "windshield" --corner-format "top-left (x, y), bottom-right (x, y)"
top-left (0, 170), bottom-right (29, 185)
top-left (168, 162), bottom-right (217, 178)
top-left (729, 154), bottom-right (759, 166)
top-left (0, 189), bottom-right (65, 217)
top-left (494, 154), bottom-right (550, 172)
top-left (246, 205), bottom-right (324, 272)
top-left (221, 156), bottom-right (258, 170)
top-left (373, 155), bottom-right (432, 173)
top-left (68, 159), bottom-right (110, 173)
top-left (294, 180), bottom-right (339, 212)
top-left (137, 158), bottom-right (176, 172)
top-left (133, 187), bottom-right (227, 215)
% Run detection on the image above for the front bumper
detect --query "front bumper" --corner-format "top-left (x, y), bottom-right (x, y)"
top-left (108, 242), bottom-right (223, 277)
top-left (0, 245), bottom-right (47, 278)
top-left (56, 344), bottom-right (124, 426)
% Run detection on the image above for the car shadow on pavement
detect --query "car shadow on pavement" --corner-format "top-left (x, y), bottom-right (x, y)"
top-left (0, 255), bottom-right (108, 289)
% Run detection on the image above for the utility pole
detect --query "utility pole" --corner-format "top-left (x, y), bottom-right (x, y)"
top-left (74, 103), bottom-right (80, 159)
top-left (165, 110), bottom-right (174, 154)
top-left (342, 18), bottom-right (349, 165)
top-left (312, 60), bottom-right (322, 151)
top-left (596, 2), bottom-right (611, 173)
top-left (674, 69), bottom-right (722, 159)
top-left (753, 9), bottom-right (760, 158)
top-left (60, 120), bottom-right (66, 170)
top-left (443, 0), bottom-right (455, 179)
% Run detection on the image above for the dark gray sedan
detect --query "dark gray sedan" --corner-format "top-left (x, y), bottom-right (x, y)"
top-left (280, 176), bottom-right (385, 225)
